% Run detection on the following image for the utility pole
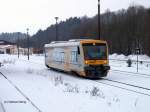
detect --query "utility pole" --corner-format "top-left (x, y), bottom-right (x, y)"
top-left (136, 39), bottom-right (140, 72)
top-left (27, 28), bottom-right (29, 60)
top-left (55, 17), bottom-right (59, 41)
top-left (98, 0), bottom-right (101, 40)
top-left (17, 32), bottom-right (20, 58)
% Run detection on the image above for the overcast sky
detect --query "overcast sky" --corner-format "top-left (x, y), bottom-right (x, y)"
top-left (0, 0), bottom-right (150, 35)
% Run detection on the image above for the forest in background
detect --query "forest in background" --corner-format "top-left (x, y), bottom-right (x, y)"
top-left (0, 5), bottom-right (150, 56)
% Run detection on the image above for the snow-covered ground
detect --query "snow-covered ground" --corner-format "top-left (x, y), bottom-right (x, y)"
top-left (109, 53), bottom-right (150, 74)
top-left (0, 54), bottom-right (150, 112)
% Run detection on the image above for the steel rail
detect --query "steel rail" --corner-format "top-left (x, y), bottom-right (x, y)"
top-left (103, 78), bottom-right (150, 91)
top-left (0, 72), bottom-right (42, 112)
top-left (110, 69), bottom-right (150, 77)
top-left (94, 80), bottom-right (150, 97)
top-left (15, 59), bottom-right (150, 97)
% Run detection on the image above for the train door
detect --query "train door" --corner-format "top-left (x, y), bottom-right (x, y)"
top-left (70, 46), bottom-right (82, 71)
top-left (64, 47), bottom-right (70, 71)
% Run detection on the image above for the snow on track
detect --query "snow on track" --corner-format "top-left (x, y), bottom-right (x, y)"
top-left (0, 101), bottom-right (6, 112)
top-left (0, 54), bottom-right (150, 112)
top-left (0, 72), bottom-right (42, 112)
top-left (96, 79), bottom-right (150, 97)
top-left (0, 72), bottom-right (39, 112)
top-left (107, 70), bottom-right (150, 90)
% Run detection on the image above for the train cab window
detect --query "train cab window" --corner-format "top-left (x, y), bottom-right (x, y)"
top-left (82, 43), bottom-right (107, 60)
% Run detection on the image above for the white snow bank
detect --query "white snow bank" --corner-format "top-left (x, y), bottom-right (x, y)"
top-left (109, 53), bottom-right (127, 60)
top-left (128, 54), bottom-right (150, 61)
top-left (109, 53), bottom-right (150, 61)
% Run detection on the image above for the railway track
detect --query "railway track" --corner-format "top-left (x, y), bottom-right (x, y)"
top-left (23, 60), bottom-right (150, 97)
top-left (103, 78), bottom-right (150, 91)
top-left (94, 79), bottom-right (150, 97)
top-left (110, 69), bottom-right (150, 78)
top-left (20, 58), bottom-right (150, 79)
top-left (8, 58), bottom-right (150, 97)
top-left (0, 101), bottom-right (6, 112)
top-left (0, 72), bottom-right (42, 112)
top-left (19, 59), bottom-right (150, 90)
top-left (19, 59), bottom-right (150, 76)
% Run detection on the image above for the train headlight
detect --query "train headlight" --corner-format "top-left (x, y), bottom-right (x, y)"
top-left (104, 60), bottom-right (107, 64)
top-left (85, 61), bottom-right (88, 64)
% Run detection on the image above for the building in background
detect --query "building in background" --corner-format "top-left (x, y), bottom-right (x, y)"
top-left (0, 40), bottom-right (16, 54)
top-left (32, 48), bottom-right (44, 54)
top-left (0, 40), bottom-right (33, 55)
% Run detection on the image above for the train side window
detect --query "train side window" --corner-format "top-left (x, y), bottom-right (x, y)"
top-left (71, 51), bottom-right (77, 63)
top-left (60, 52), bottom-right (65, 63)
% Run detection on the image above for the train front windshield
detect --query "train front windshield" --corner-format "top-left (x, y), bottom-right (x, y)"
top-left (82, 43), bottom-right (107, 60)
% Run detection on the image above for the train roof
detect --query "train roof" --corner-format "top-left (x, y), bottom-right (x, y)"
top-left (45, 41), bottom-right (79, 47)
top-left (44, 39), bottom-right (106, 48)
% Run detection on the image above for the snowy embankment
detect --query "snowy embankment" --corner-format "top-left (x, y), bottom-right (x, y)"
top-left (0, 54), bottom-right (150, 112)
top-left (109, 53), bottom-right (150, 74)
top-left (109, 53), bottom-right (150, 61)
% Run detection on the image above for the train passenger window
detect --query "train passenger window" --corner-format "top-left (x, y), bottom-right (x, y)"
top-left (52, 51), bottom-right (59, 62)
top-left (60, 52), bottom-right (65, 63)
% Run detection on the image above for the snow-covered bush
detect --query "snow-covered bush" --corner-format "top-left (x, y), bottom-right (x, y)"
top-left (90, 86), bottom-right (105, 99)
top-left (54, 76), bottom-right (63, 86)
top-left (64, 83), bottom-right (79, 93)
top-left (2, 59), bottom-right (16, 64)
